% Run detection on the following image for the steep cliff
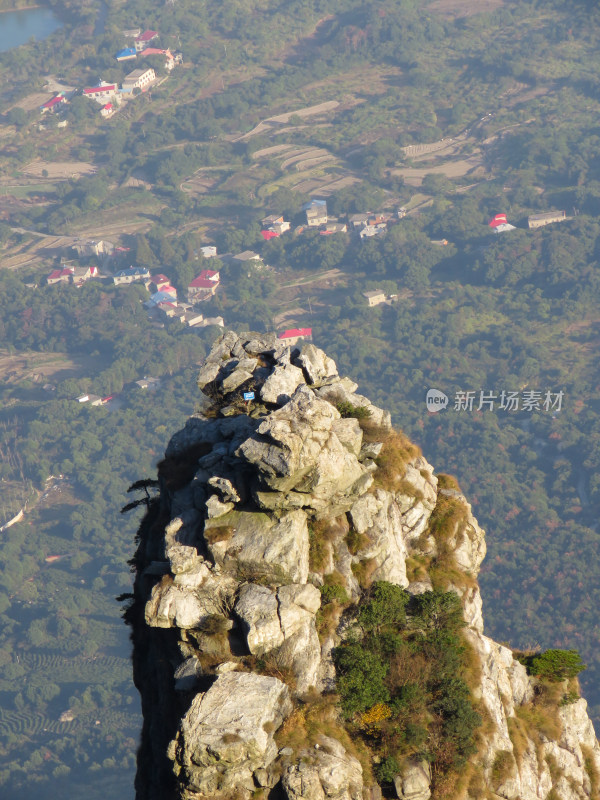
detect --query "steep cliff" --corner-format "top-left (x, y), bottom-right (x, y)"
top-left (127, 331), bottom-right (600, 800)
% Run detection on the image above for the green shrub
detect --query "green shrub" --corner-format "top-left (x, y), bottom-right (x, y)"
top-left (320, 572), bottom-right (349, 605)
top-left (410, 590), bottom-right (465, 632)
top-left (519, 649), bottom-right (586, 681)
top-left (336, 401), bottom-right (372, 419)
top-left (375, 755), bottom-right (400, 784)
top-left (433, 677), bottom-right (482, 766)
top-left (333, 642), bottom-right (390, 715)
top-left (358, 582), bottom-right (410, 633)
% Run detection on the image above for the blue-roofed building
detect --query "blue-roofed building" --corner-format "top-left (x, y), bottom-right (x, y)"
top-left (113, 266), bottom-right (150, 285)
top-left (116, 47), bottom-right (137, 62)
top-left (144, 289), bottom-right (178, 308)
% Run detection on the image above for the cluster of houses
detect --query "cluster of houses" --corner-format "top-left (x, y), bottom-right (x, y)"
top-left (44, 251), bottom-right (224, 328)
top-left (297, 200), bottom-right (405, 238)
top-left (40, 28), bottom-right (181, 120)
top-left (488, 210), bottom-right (567, 233)
top-left (115, 28), bottom-right (182, 72)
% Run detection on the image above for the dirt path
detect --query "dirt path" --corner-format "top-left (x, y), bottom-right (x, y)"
top-left (234, 100), bottom-right (340, 142)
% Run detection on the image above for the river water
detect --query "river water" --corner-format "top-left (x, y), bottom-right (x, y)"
top-left (0, 7), bottom-right (62, 53)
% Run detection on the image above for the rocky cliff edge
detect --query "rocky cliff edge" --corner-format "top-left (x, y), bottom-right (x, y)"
top-left (127, 330), bottom-right (600, 800)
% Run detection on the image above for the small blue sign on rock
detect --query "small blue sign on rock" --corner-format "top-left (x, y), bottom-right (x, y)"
top-left (243, 391), bottom-right (255, 401)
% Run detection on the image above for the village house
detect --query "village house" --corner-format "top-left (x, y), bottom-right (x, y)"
top-left (134, 29), bottom-right (159, 52)
top-left (232, 250), bottom-right (261, 264)
top-left (200, 316), bottom-right (225, 328)
top-left (112, 266), bottom-right (150, 285)
top-left (200, 245), bottom-right (217, 259)
top-left (528, 210), bottom-right (566, 229)
top-left (262, 214), bottom-right (284, 228)
top-left (139, 47), bottom-right (180, 70)
top-left (135, 376), bottom-right (160, 389)
top-left (47, 266), bottom-right (75, 285)
top-left (83, 82), bottom-right (119, 103)
top-left (304, 200), bottom-right (328, 227)
top-left (115, 47), bottom-right (138, 62)
top-left (321, 222), bottom-right (348, 234)
top-left (261, 214), bottom-right (290, 235)
top-left (100, 103), bottom-right (116, 118)
top-left (71, 265), bottom-right (99, 287)
top-left (40, 94), bottom-right (68, 114)
top-left (122, 28), bottom-right (142, 38)
top-left (363, 290), bottom-right (387, 307)
top-left (122, 67), bottom-right (156, 93)
top-left (149, 274), bottom-right (172, 293)
top-left (278, 327), bottom-right (313, 346)
top-left (359, 224), bottom-right (386, 239)
top-left (187, 269), bottom-right (220, 302)
top-left (72, 239), bottom-right (114, 258)
top-left (488, 214), bottom-right (516, 234)
top-left (348, 212), bottom-right (371, 228)
top-left (183, 310), bottom-right (205, 327)
top-left (145, 286), bottom-right (177, 308)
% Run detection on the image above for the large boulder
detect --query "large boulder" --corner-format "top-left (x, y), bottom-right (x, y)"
top-left (238, 386), bottom-right (371, 509)
top-left (172, 672), bottom-right (292, 796)
top-left (205, 508), bottom-right (310, 584)
top-left (282, 735), bottom-right (363, 800)
top-left (348, 490), bottom-right (410, 587)
top-left (235, 583), bottom-right (322, 692)
top-left (394, 759), bottom-right (431, 800)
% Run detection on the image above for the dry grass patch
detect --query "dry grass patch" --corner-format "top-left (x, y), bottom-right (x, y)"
top-left (491, 749), bottom-right (516, 788)
top-left (345, 526), bottom-right (370, 555)
top-left (405, 554), bottom-right (431, 583)
top-left (276, 692), bottom-right (375, 784)
top-left (372, 430), bottom-right (422, 492)
top-left (582, 744), bottom-right (600, 800)
top-left (203, 525), bottom-right (235, 544)
top-left (351, 557), bottom-right (378, 589)
top-left (436, 474), bottom-right (462, 492)
top-left (309, 517), bottom-right (344, 573)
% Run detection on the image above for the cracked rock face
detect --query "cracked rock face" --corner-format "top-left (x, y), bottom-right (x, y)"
top-left (130, 331), bottom-right (600, 800)
top-left (170, 672), bottom-right (292, 798)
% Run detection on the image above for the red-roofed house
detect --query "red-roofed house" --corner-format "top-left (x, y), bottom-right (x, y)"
top-left (140, 47), bottom-right (177, 70)
top-left (47, 266), bottom-right (75, 285)
top-left (100, 103), bottom-right (115, 118)
top-left (488, 213), bottom-right (508, 228)
top-left (40, 94), bottom-right (67, 114)
top-left (261, 230), bottom-right (280, 240)
top-left (84, 83), bottom-right (118, 104)
top-left (150, 274), bottom-right (172, 292)
top-left (187, 270), bottom-right (220, 302)
top-left (278, 328), bottom-right (313, 346)
top-left (134, 30), bottom-right (159, 52)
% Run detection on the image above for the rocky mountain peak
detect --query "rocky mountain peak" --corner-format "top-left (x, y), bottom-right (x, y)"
top-left (127, 331), bottom-right (600, 800)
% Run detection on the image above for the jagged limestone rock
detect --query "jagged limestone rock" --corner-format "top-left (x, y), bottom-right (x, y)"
top-left (294, 343), bottom-right (339, 386)
top-left (235, 583), bottom-right (284, 655)
top-left (205, 508), bottom-right (309, 584)
top-left (394, 759), bottom-right (431, 800)
top-left (130, 331), bottom-right (600, 800)
top-left (349, 490), bottom-right (410, 586)
top-left (171, 672), bottom-right (292, 797)
top-left (282, 736), bottom-right (363, 800)
top-left (235, 583), bottom-right (322, 691)
top-left (260, 362), bottom-right (306, 405)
